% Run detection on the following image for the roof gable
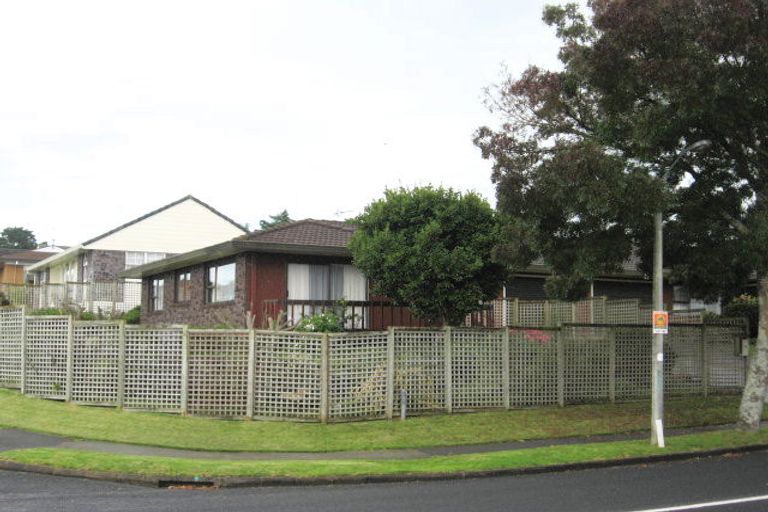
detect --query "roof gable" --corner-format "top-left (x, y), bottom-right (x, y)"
top-left (84, 196), bottom-right (248, 253)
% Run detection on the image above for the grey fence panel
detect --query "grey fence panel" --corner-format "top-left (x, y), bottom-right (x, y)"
top-left (561, 325), bottom-right (611, 403)
top-left (605, 300), bottom-right (641, 325)
top-left (452, 328), bottom-right (505, 410)
top-left (123, 327), bottom-right (184, 412)
top-left (24, 316), bottom-right (70, 400)
top-left (329, 332), bottom-right (389, 421)
top-left (187, 330), bottom-right (251, 418)
top-left (509, 328), bottom-right (559, 407)
top-left (518, 301), bottom-right (545, 327)
top-left (71, 322), bottom-right (121, 405)
top-left (394, 329), bottom-right (446, 413)
top-left (706, 325), bottom-right (747, 391)
top-left (614, 326), bottom-right (652, 400)
top-left (252, 331), bottom-right (323, 421)
top-left (665, 326), bottom-right (704, 395)
top-left (0, 307), bottom-right (24, 388)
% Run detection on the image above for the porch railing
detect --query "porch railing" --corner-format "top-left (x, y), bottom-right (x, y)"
top-left (261, 299), bottom-right (496, 330)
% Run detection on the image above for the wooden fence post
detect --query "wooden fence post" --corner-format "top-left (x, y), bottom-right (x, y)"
top-left (180, 325), bottom-right (189, 415)
top-left (557, 329), bottom-right (565, 407)
top-left (701, 324), bottom-right (709, 398)
top-left (608, 328), bottom-right (616, 403)
top-left (20, 306), bottom-right (27, 395)
top-left (444, 326), bottom-right (453, 414)
top-left (320, 333), bottom-right (330, 423)
top-left (502, 327), bottom-right (510, 409)
top-left (246, 329), bottom-right (255, 419)
top-left (385, 327), bottom-right (395, 419)
top-left (116, 320), bottom-right (125, 408)
top-left (65, 316), bottom-right (74, 402)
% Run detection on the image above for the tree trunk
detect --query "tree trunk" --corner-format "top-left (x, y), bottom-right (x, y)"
top-left (737, 276), bottom-right (768, 431)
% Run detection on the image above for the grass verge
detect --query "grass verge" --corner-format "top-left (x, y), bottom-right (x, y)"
top-left (2, 429), bottom-right (767, 479)
top-left (0, 389), bottom-right (759, 452)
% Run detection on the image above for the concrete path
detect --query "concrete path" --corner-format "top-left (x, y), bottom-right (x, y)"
top-left (0, 423), bottom-right (748, 461)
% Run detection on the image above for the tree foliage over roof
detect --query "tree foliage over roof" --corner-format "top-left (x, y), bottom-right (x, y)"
top-left (349, 187), bottom-right (505, 326)
top-left (0, 227), bottom-right (37, 250)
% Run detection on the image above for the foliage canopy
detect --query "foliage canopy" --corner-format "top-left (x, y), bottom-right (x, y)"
top-left (0, 227), bottom-right (37, 250)
top-left (350, 187), bottom-right (504, 326)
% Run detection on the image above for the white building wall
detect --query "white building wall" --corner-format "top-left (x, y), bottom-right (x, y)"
top-left (84, 199), bottom-right (245, 253)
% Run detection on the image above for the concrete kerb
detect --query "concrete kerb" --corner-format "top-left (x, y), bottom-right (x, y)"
top-left (1, 443), bottom-right (768, 489)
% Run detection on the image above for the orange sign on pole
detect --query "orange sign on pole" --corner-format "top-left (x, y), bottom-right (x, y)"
top-left (653, 311), bottom-right (669, 335)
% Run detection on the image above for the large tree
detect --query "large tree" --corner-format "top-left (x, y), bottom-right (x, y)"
top-left (476, 1), bottom-right (768, 430)
top-left (349, 187), bottom-right (505, 326)
top-left (0, 227), bottom-right (37, 250)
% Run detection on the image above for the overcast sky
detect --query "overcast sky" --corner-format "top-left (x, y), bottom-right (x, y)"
top-left (0, 0), bottom-right (565, 246)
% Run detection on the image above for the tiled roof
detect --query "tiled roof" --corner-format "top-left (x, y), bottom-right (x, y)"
top-left (0, 250), bottom-right (54, 263)
top-left (240, 219), bottom-right (356, 248)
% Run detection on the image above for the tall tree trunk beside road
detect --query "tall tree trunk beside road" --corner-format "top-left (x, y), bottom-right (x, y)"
top-left (738, 277), bottom-right (768, 431)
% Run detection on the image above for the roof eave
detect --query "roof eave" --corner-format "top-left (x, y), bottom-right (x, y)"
top-left (120, 241), bottom-right (352, 279)
top-left (25, 246), bottom-right (84, 272)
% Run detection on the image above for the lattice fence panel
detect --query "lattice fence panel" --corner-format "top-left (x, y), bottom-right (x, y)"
top-left (24, 316), bottom-right (70, 399)
top-left (562, 325), bottom-right (610, 403)
top-left (706, 325), bottom-right (747, 392)
top-left (452, 328), bottom-right (505, 409)
top-left (509, 328), bottom-right (559, 407)
top-left (549, 302), bottom-right (575, 327)
top-left (253, 331), bottom-right (322, 420)
top-left (614, 326), bottom-right (651, 400)
top-left (329, 332), bottom-right (389, 420)
top-left (123, 327), bottom-right (184, 412)
top-left (665, 326), bottom-right (703, 395)
top-left (574, 300), bottom-right (593, 324)
top-left (188, 330), bottom-right (250, 417)
top-left (591, 298), bottom-right (607, 324)
top-left (605, 300), bottom-right (640, 324)
top-left (670, 310), bottom-right (704, 324)
top-left (518, 301), bottom-right (545, 327)
top-left (394, 329), bottom-right (445, 413)
top-left (71, 322), bottom-right (121, 405)
top-left (0, 307), bottom-right (24, 388)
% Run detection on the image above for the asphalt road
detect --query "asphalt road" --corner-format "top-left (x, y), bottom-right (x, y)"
top-left (1, 450), bottom-right (767, 512)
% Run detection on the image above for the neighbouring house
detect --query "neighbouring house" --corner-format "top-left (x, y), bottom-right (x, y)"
top-left (26, 195), bottom-right (248, 311)
top-left (0, 249), bottom-right (60, 284)
top-left (121, 219), bottom-right (429, 329)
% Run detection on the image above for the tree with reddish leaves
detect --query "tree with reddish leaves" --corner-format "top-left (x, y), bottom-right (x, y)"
top-left (476, 1), bottom-right (768, 430)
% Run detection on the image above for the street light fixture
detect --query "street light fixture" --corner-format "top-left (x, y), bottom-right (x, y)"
top-left (651, 139), bottom-right (712, 447)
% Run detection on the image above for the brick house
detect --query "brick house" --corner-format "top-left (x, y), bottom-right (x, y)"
top-left (122, 219), bottom-right (431, 329)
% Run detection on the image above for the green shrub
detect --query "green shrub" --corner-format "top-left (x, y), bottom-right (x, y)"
top-left (121, 306), bottom-right (141, 325)
top-left (28, 308), bottom-right (69, 316)
top-left (78, 311), bottom-right (98, 321)
top-left (294, 311), bottom-right (345, 332)
top-left (722, 294), bottom-right (759, 338)
top-left (0, 292), bottom-right (9, 306)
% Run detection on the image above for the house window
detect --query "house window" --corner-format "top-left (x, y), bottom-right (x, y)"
top-left (207, 262), bottom-right (235, 303)
top-left (150, 278), bottom-right (164, 311)
top-left (176, 271), bottom-right (192, 302)
top-left (125, 252), bottom-right (166, 270)
top-left (287, 264), bottom-right (367, 302)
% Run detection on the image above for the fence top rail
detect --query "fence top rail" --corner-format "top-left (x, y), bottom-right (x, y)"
top-left (73, 320), bottom-right (123, 327)
top-left (125, 324), bottom-right (186, 332)
top-left (189, 329), bottom-right (251, 335)
top-left (508, 325), bottom-right (561, 332)
top-left (26, 315), bottom-right (71, 321)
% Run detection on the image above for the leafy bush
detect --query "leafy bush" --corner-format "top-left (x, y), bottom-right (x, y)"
top-left (121, 306), bottom-right (141, 325)
top-left (722, 295), bottom-right (759, 338)
top-left (28, 308), bottom-right (69, 316)
top-left (294, 311), bottom-right (345, 332)
top-left (0, 292), bottom-right (9, 307)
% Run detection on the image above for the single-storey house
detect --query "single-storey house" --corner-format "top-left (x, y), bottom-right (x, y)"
top-left (0, 249), bottom-right (61, 284)
top-left (121, 219), bottom-right (426, 329)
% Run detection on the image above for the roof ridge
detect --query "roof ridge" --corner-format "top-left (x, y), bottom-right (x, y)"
top-left (242, 219), bottom-right (355, 240)
top-left (82, 195), bottom-right (247, 246)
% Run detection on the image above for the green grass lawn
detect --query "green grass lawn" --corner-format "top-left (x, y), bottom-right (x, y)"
top-left (2, 429), bottom-right (768, 479)
top-left (0, 388), bottom-right (759, 452)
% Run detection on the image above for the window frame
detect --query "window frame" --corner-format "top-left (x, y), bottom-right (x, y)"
top-left (150, 278), bottom-right (164, 311)
top-left (206, 261), bottom-right (236, 303)
top-left (175, 270), bottom-right (192, 303)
